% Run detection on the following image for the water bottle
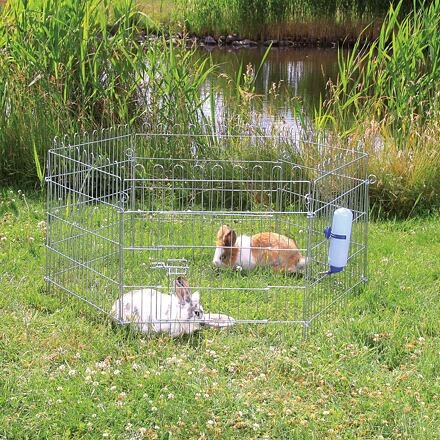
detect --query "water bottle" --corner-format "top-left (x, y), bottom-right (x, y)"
top-left (324, 208), bottom-right (353, 274)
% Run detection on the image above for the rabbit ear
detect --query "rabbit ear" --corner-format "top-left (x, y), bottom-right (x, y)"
top-left (224, 229), bottom-right (237, 247)
top-left (175, 276), bottom-right (191, 303)
top-left (216, 224), bottom-right (230, 243)
top-left (192, 291), bottom-right (200, 305)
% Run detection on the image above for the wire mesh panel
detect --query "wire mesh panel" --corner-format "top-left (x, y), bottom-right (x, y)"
top-left (46, 126), bottom-right (369, 335)
top-left (46, 127), bottom-right (132, 312)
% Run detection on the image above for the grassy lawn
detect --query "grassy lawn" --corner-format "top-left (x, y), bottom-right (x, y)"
top-left (136, 0), bottom-right (176, 25)
top-left (0, 188), bottom-right (439, 439)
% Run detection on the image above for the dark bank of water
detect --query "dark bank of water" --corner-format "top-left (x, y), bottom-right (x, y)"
top-left (197, 46), bottom-right (342, 127)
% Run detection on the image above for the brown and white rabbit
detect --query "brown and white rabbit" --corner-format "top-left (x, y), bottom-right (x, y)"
top-left (213, 224), bottom-right (307, 272)
top-left (110, 277), bottom-right (204, 337)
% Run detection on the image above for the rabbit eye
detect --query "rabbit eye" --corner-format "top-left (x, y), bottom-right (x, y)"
top-left (194, 309), bottom-right (202, 318)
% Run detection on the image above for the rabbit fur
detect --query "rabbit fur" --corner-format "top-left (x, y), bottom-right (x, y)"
top-left (213, 224), bottom-right (307, 272)
top-left (110, 277), bottom-right (204, 337)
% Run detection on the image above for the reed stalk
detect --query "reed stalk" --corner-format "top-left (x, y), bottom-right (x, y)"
top-left (0, 0), bottom-right (214, 184)
top-left (177, 0), bottom-right (415, 40)
top-left (322, 0), bottom-right (440, 217)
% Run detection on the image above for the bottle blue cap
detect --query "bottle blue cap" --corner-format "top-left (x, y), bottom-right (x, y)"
top-left (328, 265), bottom-right (344, 274)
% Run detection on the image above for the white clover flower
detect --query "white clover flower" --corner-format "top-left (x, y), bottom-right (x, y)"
top-left (96, 360), bottom-right (109, 370)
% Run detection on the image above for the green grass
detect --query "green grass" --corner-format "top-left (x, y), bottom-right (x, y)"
top-left (174, 0), bottom-right (414, 41)
top-left (47, 203), bottom-right (310, 324)
top-left (321, 0), bottom-right (440, 218)
top-left (135, 0), bottom-right (176, 24)
top-left (1, 0), bottom-right (438, 220)
top-left (0, 0), bottom-right (214, 185)
top-left (0, 0), bottom-right (146, 183)
top-left (121, 0), bottom-right (414, 42)
top-left (1, 188), bottom-right (439, 438)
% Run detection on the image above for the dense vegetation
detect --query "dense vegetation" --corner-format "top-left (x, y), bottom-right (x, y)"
top-left (0, 0), bottom-right (438, 218)
top-left (177, 0), bottom-right (418, 40)
top-left (0, 0), bottom-right (144, 182)
top-left (0, 0), bottom-right (212, 184)
top-left (1, 189), bottom-right (439, 438)
top-left (0, 2), bottom-right (439, 437)
top-left (322, 0), bottom-right (440, 217)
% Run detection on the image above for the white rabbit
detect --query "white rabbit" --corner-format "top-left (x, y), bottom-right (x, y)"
top-left (110, 277), bottom-right (204, 337)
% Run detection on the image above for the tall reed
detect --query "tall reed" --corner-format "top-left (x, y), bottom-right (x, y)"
top-left (323, 0), bottom-right (440, 217)
top-left (0, 0), bottom-right (214, 185)
top-left (140, 39), bottom-right (216, 130)
top-left (177, 0), bottom-right (415, 40)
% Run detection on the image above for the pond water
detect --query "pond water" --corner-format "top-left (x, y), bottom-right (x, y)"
top-left (198, 46), bottom-right (341, 128)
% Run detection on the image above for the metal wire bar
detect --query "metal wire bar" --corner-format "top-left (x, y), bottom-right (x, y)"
top-left (46, 127), bottom-right (369, 335)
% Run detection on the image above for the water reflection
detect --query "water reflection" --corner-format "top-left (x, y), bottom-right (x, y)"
top-left (197, 47), bottom-right (342, 127)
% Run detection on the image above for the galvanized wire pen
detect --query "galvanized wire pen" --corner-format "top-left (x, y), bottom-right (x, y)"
top-left (46, 125), bottom-right (369, 335)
